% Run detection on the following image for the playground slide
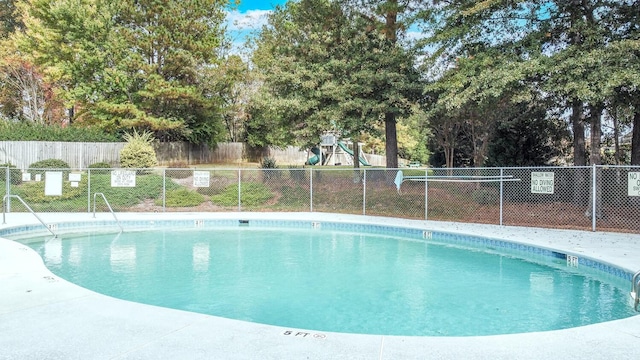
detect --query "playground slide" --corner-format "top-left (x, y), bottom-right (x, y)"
top-left (306, 147), bottom-right (321, 165)
top-left (337, 142), bottom-right (370, 166)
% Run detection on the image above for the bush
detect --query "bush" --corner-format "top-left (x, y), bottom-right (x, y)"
top-left (0, 163), bottom-right (23, 185)
top-left (472, 188), bottom-right (499, 205)
top-left (120, 130), bottom-right (158, 168)
top-left (211, 182), bottom-right (274, 207)
top-left (260, 157), bottom-right (281, 182)
top-left (157, 188), bottom-right (205, 207)
top-left (259, 157), bottom-right (277, 169)
top-left (28, 159), bottom-right (71, 178)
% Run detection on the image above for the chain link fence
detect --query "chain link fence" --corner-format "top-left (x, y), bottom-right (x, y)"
top-left (2, 165), bottom-right (639, 233)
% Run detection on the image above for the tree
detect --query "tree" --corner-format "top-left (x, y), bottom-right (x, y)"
top-left (0, 0), bottom-right (20, 38)
top-left (339, 0), bottom-right (425, 168)
top-left (14, 0), bottom-right (228, 145)
top-left (250, 0), bottom-right (421, 168)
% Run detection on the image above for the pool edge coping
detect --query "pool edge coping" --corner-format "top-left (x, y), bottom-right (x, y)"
top-left (1, 212), bottom-right (640, 359)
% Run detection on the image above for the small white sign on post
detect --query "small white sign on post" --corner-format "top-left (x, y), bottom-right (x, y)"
top-left (111, 170), bottom-right (136, 187)
top-left (22, 173), bottom-right (31, 182)
top-left (531, 172), bottom-right (554, 194)
top-left (44, 171), bottom-right (63, 196)
top-left (628, 172), bottom-right (640, 196)
top-left (69, 173), bottom-right (82, 182)
top-left (193, 171), bottom-right (210, 187)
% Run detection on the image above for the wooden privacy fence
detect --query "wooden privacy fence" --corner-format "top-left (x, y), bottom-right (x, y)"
top-left (0, 141), bottom-right (386, 169)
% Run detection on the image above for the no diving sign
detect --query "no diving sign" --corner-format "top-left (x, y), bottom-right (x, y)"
top-left (629, 172), bottom-right (640, 196)
top-left (531, 172), bottom-right (554, 194)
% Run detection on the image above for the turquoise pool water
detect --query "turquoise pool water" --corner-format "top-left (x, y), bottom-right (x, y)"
top-left (23, 226), bottom-right (635, 336)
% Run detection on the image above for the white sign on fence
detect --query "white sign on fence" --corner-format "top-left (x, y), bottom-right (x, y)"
top-left (193, 171), bottom-right (210, 187)
top-left (111, 170), bottom-right (136, 187)
top-left (44, 171), bottom-right (63, 196)
top-left (69, 173), bottom-right (82, 182)
top-left (531, 172), bottom-right (554, 194)
top-left (629, 172), bottom-right (640, 196)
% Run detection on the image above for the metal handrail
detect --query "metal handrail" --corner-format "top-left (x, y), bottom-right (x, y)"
top-left (92, 193), bottom-right (123, 232)
top-left (2, 195), bottom-right (57, 237)
top-left (632, 270), bottom-right (640, 312)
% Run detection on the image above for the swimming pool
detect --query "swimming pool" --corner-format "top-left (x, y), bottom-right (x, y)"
top-left (9, 217), bottom-right (636, 337)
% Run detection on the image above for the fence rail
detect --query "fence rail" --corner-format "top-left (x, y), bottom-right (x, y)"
top-left (2, 165), bottom-right (639, 233)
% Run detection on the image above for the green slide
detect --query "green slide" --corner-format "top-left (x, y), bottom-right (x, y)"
top-left (337, 142), bottom-right (370, 166)
top-left (306, 147), bottom-right (321, 165)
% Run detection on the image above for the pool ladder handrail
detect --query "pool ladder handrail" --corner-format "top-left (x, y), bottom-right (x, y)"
top-left (92, 193), bottom-right (123, 232)
top-left (632, 270), bottom-right (640, 312)
top-left (2, 195), bottom-right (57, 237)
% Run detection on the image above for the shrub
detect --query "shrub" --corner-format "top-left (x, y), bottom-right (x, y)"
top-left (260, 157), bottom-right (281, 182)
top-left (28, 159), bottom-right (71, 178)
top-left (120, 130), bottom-right (158, 169)
top-left (472, 188), bottom-right (499, 205)
top-left (0, 163), bottom-right (23, 185)
top-left (157, 188), bottom-right (205, 207)
top-left (211, 182), bottom-right (274, 207)
top-left (259, 157), bottom-right (277, 169)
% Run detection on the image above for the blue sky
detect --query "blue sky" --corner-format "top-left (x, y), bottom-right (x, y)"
top-left (234, 0), bottom-right (288, 12)
top-left (226, 0), bottom-right (289, 53)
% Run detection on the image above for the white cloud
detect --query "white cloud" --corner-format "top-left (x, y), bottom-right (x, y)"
top-left (226, 9), bottom-right (272, 31)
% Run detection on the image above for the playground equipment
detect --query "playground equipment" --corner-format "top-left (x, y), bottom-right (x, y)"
top-left (306, 134), bottom-right (370, 166)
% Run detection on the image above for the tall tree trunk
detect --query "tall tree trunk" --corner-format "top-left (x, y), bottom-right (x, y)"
top-left (572, 101), bottom-right (587, 205)
top-left (612, 107), bottom-right (620, 165)
top-left (385, 112), bottom-right (398, 168)
top-left (632, 110), bottom-right (640, 166)
top-left (572, 102), bottom-right (586, 166)
top-left (383, 2), bottom-right (399, 169)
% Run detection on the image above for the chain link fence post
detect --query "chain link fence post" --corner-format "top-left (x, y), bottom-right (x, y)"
top-left (362, 168), bottom-right (366, 215)
top-left (237, 169), bottom-right (242, 212)
top-left (87, 168), bottom-right (91, 213)
top-left (4, 166), bottom-right (9, 213)
top-left (310, 168), bottom-right (313, 212)
top-left (499, 168), bottom-right (504, 226)
top-left (424, 168), bottom-right (429, 221)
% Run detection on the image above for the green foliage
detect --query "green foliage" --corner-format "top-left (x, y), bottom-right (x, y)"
top-left (157, 188), bottom-right (205, 207)
top-left (259, 157), bottom-right (281, 181)
top-left (0, 163), bottom-right (22, 185)
top-left (15, 177), bottom-right (85, 202)
top-left (14, 0), bottom-right (228, 146)
top-left (250, 0), bottom-right (421, 155)
top-left (259, 157), bottom-right (278, 169)
top-left (88, 173), bottom-right (179, 208)
top-left (120, 130), bottom-right (157, 168)
top-left (210, 182), bottom-right (274, 207)
top-left (0, 122), bottom-right (121, 141)
top-left (28, 159), bottom-right (71, 178)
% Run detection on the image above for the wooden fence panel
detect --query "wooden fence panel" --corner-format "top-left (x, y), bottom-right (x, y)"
top-left (0, 141), bottom-right (385, 168)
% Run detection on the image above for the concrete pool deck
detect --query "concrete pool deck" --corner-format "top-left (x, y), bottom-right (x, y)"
top-left (1, 212), bottom-right (639, 360)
